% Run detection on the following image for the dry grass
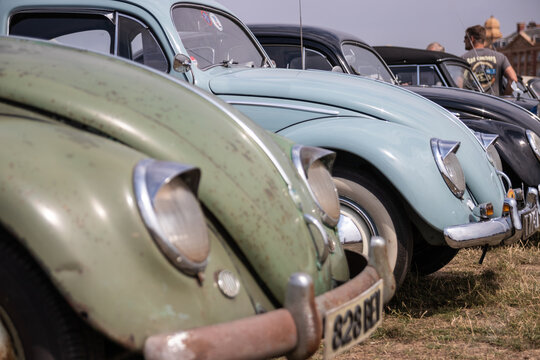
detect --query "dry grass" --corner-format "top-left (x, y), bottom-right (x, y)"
top-left (314, 238), bottom-right (540, 359)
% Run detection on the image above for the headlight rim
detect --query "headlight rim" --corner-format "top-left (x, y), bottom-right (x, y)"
top-left (431, 138), bottom-right (466, 199)
top-left (133, 158), bottom-right (209, 277)
top-left (291, 145), bottom-right (341, 227)
top-left (473, 131), bottom-right (503, 171)
top-left (526, 129), bottom-right (540, 163)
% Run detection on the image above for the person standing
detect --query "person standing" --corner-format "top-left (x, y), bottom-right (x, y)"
top-left (426, 42), bottom-right (445, 52)
top-left (462, 25), bottom-right (517, 96)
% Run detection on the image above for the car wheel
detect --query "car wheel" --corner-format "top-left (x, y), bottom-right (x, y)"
top-left (0, 237), bottom-right (103, 360)
top-left (411, 239), bottom-right (459, 275)
top-left (333, 168), bottom-right (413, 288)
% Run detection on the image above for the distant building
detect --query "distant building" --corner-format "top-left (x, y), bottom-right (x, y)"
top-left (493, 19), bottom-right (540, 77)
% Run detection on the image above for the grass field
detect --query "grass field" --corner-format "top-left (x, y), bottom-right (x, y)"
top-left (316, 238), bottom-right (540, 359)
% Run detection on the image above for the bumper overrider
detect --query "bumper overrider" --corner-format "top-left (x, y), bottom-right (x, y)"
top-left (143, 237), bottom-right (395, 360)
top-left (444, 186), bottom-right (540, 248)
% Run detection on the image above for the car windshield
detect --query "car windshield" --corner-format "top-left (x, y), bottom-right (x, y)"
top-left (445, 64), bottom-right (483, 92)
top-left (341, 43), bottom-right (394, 83)
top-left (171, 6), bottom-right (265, 69)
top-left (529, 79), bottom-right (540, 98)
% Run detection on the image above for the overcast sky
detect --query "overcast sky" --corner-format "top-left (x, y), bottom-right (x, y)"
top-left (218, 0), bottom-right (539, 56)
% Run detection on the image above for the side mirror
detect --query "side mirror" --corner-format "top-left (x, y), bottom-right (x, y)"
top-left (173, 54), bottom-right (195, 84)
top-left (173, 54), bottom-right (192, 73)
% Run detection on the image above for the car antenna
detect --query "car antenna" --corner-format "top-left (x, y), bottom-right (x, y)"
top-left (299, 0), bottom-right (305, 70)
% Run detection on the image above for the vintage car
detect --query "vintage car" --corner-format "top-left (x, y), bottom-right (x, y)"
top-left (250, 24), bottom-right (540, 191)
top-left (3, 0), bottom-right (538, 288)
top-left (374, 46), bottom-right (540, 117)
top-left (410, 86), bottom-right (540, 189)
top-left (0, 36), bottom-right (395, 360)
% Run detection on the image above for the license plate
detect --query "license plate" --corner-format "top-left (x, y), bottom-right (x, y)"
top-left (522, 207), bottom-right (540, 240)
top-left (323, 279), bottom-right (383, 359)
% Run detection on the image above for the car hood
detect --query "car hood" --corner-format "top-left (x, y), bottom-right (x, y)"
top-left (209, 68), bottom-right (505, 208)
top-left (0, 36), bottom-right (342, 302)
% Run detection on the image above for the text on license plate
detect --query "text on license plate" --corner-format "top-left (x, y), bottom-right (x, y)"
top-left (522, 208), bottom-right (540, 240)
top-left (323, 279), bottom-right (383, 359)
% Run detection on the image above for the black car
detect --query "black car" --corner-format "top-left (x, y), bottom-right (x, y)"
top-left (411, 85), bottom-right (540, 188)
top-left (375, 45), bottom-right (540, 117)
top-left (251, 24), bottom-right (540, 272)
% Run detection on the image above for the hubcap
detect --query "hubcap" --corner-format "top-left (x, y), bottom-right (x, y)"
top-left (0, 306), bottom-right (24, 360)
top-left (337, 197), bottom-right (378, 258)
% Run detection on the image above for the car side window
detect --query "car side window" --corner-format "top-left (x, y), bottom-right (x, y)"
top-left (261, 44), bottom-right (333, 71)
top-left (419, 65), bottom-right (443, 86)
top-left (117, 15), bottom-right (168, 72)
top-left (9, 12), bottom-right (168, 72)
top-left (9, 13), bottom-right (115, 54)
top-left (390, 66), bottom-right (418, 86)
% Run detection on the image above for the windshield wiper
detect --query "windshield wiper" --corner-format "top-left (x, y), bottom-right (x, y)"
top-left (205, 59), bottom-right (239, 70)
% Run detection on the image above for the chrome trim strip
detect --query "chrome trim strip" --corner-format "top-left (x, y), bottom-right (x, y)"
top-left (497, 170), bottom-right (512, 191)
top-left (227, 101), bottom-right (341, 116)
top-left (304, 214), bottom-right (333, 265)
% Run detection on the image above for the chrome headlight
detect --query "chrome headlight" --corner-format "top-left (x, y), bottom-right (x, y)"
top-left (474, 132), bottom-right (503, 171)
top-left (431, 139), bottom-right (466, 198)
top-left (292, 145), bottom-right (340, 226)
top-left (134, 159), bottom-right (209, 276)
top-left (526, 129), bottom-right (540, 162)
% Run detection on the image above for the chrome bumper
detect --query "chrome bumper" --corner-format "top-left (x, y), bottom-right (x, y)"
top-left (444, 187), bottom-right (540, 249)
top-left (143, 237), bottom-right (394, 360)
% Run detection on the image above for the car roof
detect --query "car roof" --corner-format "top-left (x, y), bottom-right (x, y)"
top-left (249, 24), bottom-right (368, 46)
top-left (374, 46), bottom-right (469, 66)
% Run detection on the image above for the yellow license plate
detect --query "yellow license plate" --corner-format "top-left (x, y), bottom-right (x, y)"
top-left (323, 279), bottom-right (383, 359)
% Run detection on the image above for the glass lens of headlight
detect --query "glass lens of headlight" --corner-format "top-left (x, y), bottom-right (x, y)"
top-left (442, 152), bottom-right (466, 197)
top-left (526, 129), bottom-right (540, 162)
top-left (486, 144), bottom-right (503, 171)
top-left (307, 159), bottom-right (341, 223)
top-left (153, 177), bottom-right (209, 264)
top-left (431, 139), bottom-right (466, 198)
top-left (134, 159), bottom-right (209, 276)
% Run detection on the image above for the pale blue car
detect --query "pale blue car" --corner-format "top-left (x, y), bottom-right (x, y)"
top-left (3, 0), bottom-right (538, 290)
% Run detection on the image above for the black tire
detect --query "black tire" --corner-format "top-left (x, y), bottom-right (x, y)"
top-left (333, 168), bottom-right (413, 288)
top-left (411, 239), bottom-right (459, 275)
top-left (0, 236), bottom-right (103, 360)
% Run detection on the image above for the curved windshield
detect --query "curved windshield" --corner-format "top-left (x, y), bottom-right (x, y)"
top-left (341, 43), bottom-right (394, 83)
top-left (171, 6), bottom-right (265, 69)
top-left (529, 79), bottom-right (540, 98)
top-left (445, 64), bottom-right (483, 92)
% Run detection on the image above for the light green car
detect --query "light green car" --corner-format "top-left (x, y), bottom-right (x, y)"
top-left (0, 37), bottom-right (393, 360)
